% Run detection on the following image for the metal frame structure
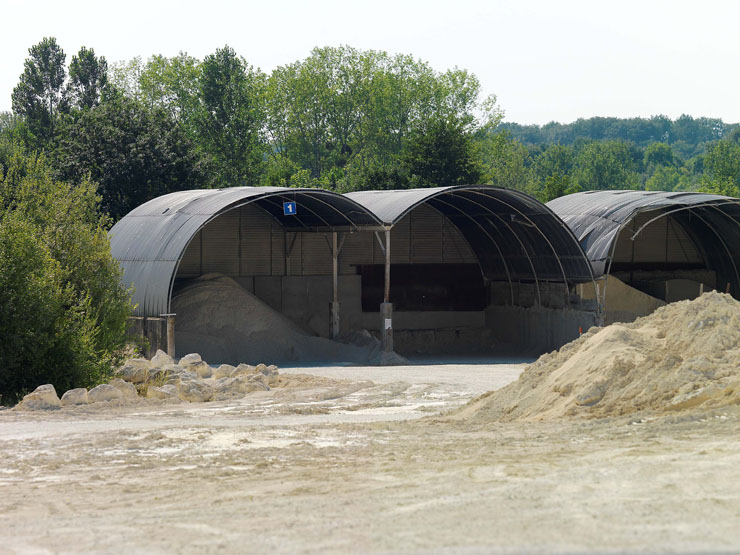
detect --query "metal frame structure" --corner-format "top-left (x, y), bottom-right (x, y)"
top-left (110, 185), bottom-right (598, 355)
top-left (347, 186), bottom-right (598, 350)
top-left (109, 187), bottom-right (384, 327)
top-left (547, 190), bottom-right (740, 309)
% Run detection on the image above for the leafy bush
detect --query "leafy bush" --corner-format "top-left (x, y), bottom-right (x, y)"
top-left (0, 143), bottom-right (132, 404)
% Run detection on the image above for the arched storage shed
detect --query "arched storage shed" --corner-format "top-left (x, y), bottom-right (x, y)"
top-left (346, 186), bottom-right (599, 354)
top-left (548, 190), bottom-right (740, 323)
top-left (110, 185), bottom-right (600, 361)
top-left (109, 187), bottom-right (385, 358)
top-left (110, 186), bottom-right (383, 315)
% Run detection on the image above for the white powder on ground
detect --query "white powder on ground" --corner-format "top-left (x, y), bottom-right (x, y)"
top-left (172, 274), bottom-right (404, 366)
top-left (454, 291), bottom-right (740, 422)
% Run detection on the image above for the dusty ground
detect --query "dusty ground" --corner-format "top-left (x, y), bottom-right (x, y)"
top-left (2, 361), bottom-right (740, 554)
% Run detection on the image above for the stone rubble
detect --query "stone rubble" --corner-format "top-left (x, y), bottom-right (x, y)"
top-left (60, 388), bottom-right (89, 406)
top-left (150, 349), bottom-right (174, 368)
top-left (16, 384), bottom-right (62, 410)
top-left (88, 384), bottom-right (124, 403)
top-left (15, 351), bottom-right (282, 410)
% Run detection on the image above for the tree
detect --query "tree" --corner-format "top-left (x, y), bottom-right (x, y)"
top-left (265, 46), bottom-right (381, 185)
top-left (402, 116), bottom-right (482, 187)
top-left (138, 53), bottom-right (201, 123)
top-left (533, 144), bottom-right (574, 180)
top-left (0, 144), bottom-right (132, 404)
top-left (67, 46), bottom-right (108, 110)
top-left (53, 93), bottom-right (210, 220)
top-left (643, 142), bottom-right (677, 169)
top-left (195, 45), bottom-right (267, 187)
top-left (264, 46), bottom-right (488, 191)
top-left (698, 139), bottom-right (740, 196)
top-left (11, 37), bottom-right (67, 147)
top-left (498, 114), bottom-right (737, 159)
top-left (0, 112), bottom-right (33, 148)
top-left (645, 165), bottom-right (684, 191)
top-left (541, 172), bottom-right (578, 202)
top-left (477, 131), bottom-right (533, 192)
top-left (109, 56), bottom-right (144, 99)
top-left (265, 53), bottom-right (342, 182)
top-left (573, 140), bottom-right (641, 191)
top-left (527, 144), bottom-right (578, 200)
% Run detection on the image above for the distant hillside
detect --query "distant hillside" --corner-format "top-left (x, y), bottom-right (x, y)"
top-left (500, 115), bottom-right (740, 160)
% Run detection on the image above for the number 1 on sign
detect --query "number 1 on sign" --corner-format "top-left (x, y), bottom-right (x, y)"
top-left (283, 201), bottom-right (297, 216)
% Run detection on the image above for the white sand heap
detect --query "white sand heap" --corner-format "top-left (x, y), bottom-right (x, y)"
top-left (455, 291), bottom-right (740, 422)
top-left (171, 273), bottom-right (406, 365)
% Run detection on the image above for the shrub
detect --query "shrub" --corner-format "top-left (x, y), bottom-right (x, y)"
top-left (0, 143), bottom-right (132, 404)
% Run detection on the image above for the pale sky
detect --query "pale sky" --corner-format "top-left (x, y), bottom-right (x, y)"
top-left (2, 0), bottom-right (739, 125)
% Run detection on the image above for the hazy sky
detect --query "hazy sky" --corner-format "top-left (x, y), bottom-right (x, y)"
top-left (2, 0), bottom-right (739, 125)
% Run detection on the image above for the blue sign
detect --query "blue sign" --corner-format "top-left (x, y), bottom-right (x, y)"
top-left (283, 201), bottom-right (297, 216)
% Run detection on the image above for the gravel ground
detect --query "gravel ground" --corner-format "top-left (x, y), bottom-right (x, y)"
top-left (2, 360), bottom-right (740, 554)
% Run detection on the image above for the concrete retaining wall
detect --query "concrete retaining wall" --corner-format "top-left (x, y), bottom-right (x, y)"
top-left (577, 276), bottom-right (664, 325)
top-left (172, 273), bottom-right (601, 357)
top-left (485, 306), bottom-right (599, 354)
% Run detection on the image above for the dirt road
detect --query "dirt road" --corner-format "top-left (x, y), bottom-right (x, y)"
top-left (2, 361), bottom-right (739, 553)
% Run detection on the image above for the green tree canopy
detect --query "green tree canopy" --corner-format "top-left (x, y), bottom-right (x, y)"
top-left (138, 53), bottom-right (201, 122)
top-left (698, 139), bottom-right (740, 196)
top-left (195, 45), bottom-right (266, 188)
top-left (477, 131), bottom-right (532, 192)
top-left (264, 46), bottom-right (488, 190)
top-left (645, 165), bottom-right (684, 191)
top-left (53, 92), bottom-right (210, 220)
top-left (573, 140), bottom-right (641, 190)
top-left (532, 143), bottom-right (575, 186)
top-left (643, 142), bottom-right (677, 169)
top-left (67, 46), bottom-right (108, 110)
top-left (11, 37), bottom-right (67, 147)
top-left (403, 116), bottom-right (482, 188)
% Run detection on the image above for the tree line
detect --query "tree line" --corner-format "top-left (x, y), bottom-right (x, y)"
top-left (481, 133), bottom-right (740, 201)
top-left (2, 38), bottom-right (497, 220)
top-left (3, 37), bottom-right (740, 220)
top-left (501, 115), bottom-right (739, 159)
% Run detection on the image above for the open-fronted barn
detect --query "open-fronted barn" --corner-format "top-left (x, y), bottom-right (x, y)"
top-left (346, 186), bottom-right (598, 354)
top-left (110, 186), bottom-right (599, 362)
top-left (548, 190), bottom-right (740, 323)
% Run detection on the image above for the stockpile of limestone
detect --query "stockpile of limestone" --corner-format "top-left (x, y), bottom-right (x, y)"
top-left (15, 350), bottom-right (280, 410)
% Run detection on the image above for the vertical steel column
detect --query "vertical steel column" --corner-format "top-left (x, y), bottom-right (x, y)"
top-left (330, 231), bottom-right (340, 339)
top-left (380, 228), bottom-right (393, 353)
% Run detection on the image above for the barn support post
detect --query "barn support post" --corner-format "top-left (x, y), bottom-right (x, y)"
top-left (330, 231), bottom-right (340, 339)
top-left (167, 316), bottom-right (176, 357)
top-left (160, 313), bottom-right (176, 357)
top-left (380, 228), bottom-right (393, 353)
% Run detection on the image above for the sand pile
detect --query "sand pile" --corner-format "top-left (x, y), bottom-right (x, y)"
top-left (172, 274), bottom-right (406, 365)
top-left (455, 291), bottom-right (740, 422)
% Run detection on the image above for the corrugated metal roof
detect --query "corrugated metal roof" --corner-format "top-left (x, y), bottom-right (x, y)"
top-left (347, 186), bottom-right (596, 286)
top-left (547, 190), bottom-right (740, 282)
top-left (110, 187), bottom-right (383, 316)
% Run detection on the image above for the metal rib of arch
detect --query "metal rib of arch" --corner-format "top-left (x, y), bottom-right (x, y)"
top-left (109, 187), bottom-right (383, 317)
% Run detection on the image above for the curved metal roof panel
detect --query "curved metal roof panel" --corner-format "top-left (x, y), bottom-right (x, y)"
top-left (345, 187), bottom-right (455, 224)
top-left (110, 187), bottom-right (383, 316)
top-left (347, 185), bottom-right (595, 285)
top-left (547, 190), bottom-right (740, 276)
